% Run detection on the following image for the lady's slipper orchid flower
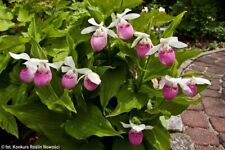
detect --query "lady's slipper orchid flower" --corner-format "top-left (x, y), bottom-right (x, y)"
top-left (109, 9), bottom-right (140, 40)
top-left (81, 18), bottom-right (117, 51)
top-left (147, 37), bottom-right (187, 66)
top-left (159, 75), bottom-right (183, 100)
top-left (131, 32), bottom-right (153, 57)
top-left (76, 68), bottom-right (101, 91)
top-left (61, 56), bottom-right (78, 89)
top-left (121, 122), bottom-right (153, 146)
top-left (9, 52), bottom-right (63, 86)
top-left (61, 56), bottom-right (101, 91)
top-left (180, 77), bottom-right (211, 97)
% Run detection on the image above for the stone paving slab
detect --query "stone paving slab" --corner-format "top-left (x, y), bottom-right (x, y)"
top-left (181, 50), bottom-right (225, 149)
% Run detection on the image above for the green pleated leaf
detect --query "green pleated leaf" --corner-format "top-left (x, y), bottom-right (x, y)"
top-left (131, 9), bottom-right (174, 33)
top-left (36, 86), bottom-right (76, 113)
top-left (0, 106), bottom-right (18, 138)
top-left (65, 105), bottom-right (122, 140)
top-left (143, 56), bottom-right (171, 81)
top-left (112, 138), bottom-right (145, 150)
top-left (0, 5), bottom-right (13, 20)
top-left (85, 0), bottom-right (142, 21)
top-left (60, 90), bottom-right (77, 113)
top-left (0, 53), bottom-right (10, 75)
top-left (0, 19), bottom-right (15, 31)
top-left (17, 6), bottom-right (34, 23)
top-left (30, 38), bottom-right (47, 59)
top-left (3, 101), bottom-right (79, 149)
top-left (100, 67), bottom-right (126, 108)
top-left (144, 124), bottom-right (170, 150)
top-left (176, 49), bottom-right (202, 67)
top-left (159, 96), bottom-right (201, 115)
top-left (162, 11), bottom-right (187, 38)
top-left (108, 86), bottom-right (148, 117)
top-left (0, 35), bottom-right (30, 50)
top-left (119, 0), bottom-right (143, 11)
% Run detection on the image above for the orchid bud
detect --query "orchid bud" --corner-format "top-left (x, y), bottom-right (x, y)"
top-left (159, 47), bottom-right (175, 66)
top-left (19, 67), bottom-right (34, 83)
top-left (61, 71), bottom-right (78, 89)
top-left (91, 29), bottom-right (107, 51)
top-left (135, 38), bottom-right (152, 57)
top-left (128, 129), bottom-right (143, 146)
top-left (83, 75), bottom-right (98, 91)
top-left (162, 84), bottom-right (179, 100)
top-left (34, 64), bottom-right (52, 87)
top-left (117, 21), bottom-right (134, 40)
top-left (183, 83), bottom-right (197, 97)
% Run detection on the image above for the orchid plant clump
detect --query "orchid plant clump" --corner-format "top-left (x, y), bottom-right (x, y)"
top-left (0, 1), bottom-right (211, 149)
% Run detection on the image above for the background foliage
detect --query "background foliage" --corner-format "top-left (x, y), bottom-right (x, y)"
top-left (0, 0), bottom-right (207, 149)
top-left (145, 0), bottom-right (225, 41)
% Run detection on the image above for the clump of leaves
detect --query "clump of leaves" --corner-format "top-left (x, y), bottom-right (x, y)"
top-left (0, 0), bottom-right (209, 149)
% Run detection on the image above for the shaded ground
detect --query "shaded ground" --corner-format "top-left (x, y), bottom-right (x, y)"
top-left (181, 50), bottom-right (225, 150)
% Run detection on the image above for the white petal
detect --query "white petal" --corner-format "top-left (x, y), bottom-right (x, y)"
top-left (107, 29), bottom-right (118, 38)
top-left (170, 41), bottom-right (187, 48)
top-left (9, 52), bottom-right (30, 60)
top-left (87, 72), bottom-right (101, 85)
top-left (29, 58), bottom-right (49, 64)
top-left (76, 68), bottom-right (92, 75)
top-left (61, 66), bottom-right (71, 73)
top-left (168, 77), bottom-right (181, 85)
top-left (88, 18), bottom-right (100, 26)
top-left (146, 44), bottom-right (161, 55)
top-left (163, 75), bottom-right (181, 86)
top-left (118, 8), bottom-right (132, 18)
top-left (160, 37), bottom-right (178, 44)
top-left (24, 59), bottom-right (48, 70)
top-left (160, 37), bottom-right (187, 48)
top-left (123, 13), bottom-right (140, 20)
top-left (26, 63), bottom-right (38, 74)
top-left (192, 77), bottom-right (211, 85)
top-left (159, 77), bottom-right (166, 89)
top-left (181, 78), bottom-right (191, 84)
top-left (152, 79), bottom-right (159, 89)
top-left (131, 37), bottom-right (141, 48)
top-left (145, 125), bottom-right (153, 130)
top-left (64, 56), bottom-right (76, 69)
top-left (134, 31), bottom-right (149, 38)
top-left (179, 81), bottom-right (192, 93)
top-left (131, 124), bottom-right (146, 132)
top-left (81, 26), bottom-right (98, 34)
top-left (121, 122), bottom-right (132, 129)
top-left (108, 21), bottom-right (117, 28)
top-left (48, 61), bottom-right (63, 69)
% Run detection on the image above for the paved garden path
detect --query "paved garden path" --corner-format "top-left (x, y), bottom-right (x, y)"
top-left (181, 50), bottom-right (225, 150)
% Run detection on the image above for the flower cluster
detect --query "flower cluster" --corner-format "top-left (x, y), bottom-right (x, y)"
top-left (9, 53), bottom-right (101, 91)
top-left (81, 9), bottom-right (187, 66)
top-left (61, 56), bottom-right (101, 91)
top-left (159, 75), bottom-right (211, 100)
top-left (80, 8), bottom-right (211, 145)
top-left (8, 8), bottom-right (211, 147)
